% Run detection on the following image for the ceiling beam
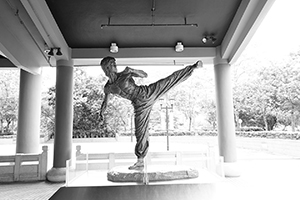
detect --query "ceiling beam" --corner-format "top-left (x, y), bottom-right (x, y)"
top-left (72, 47), bottom-right (216, 66)
top-left (72, 47), bottom-right (216, 58)
top-left (220, 0), bottom-right (275, 64)
top-left (21, 0), bottom-right (71, 62)
top-left (0, 56), bottom-right (16, 68)
top-left (0, 0), bottom-right (51, 74)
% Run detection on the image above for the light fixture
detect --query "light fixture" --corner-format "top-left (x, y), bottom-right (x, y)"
top-left (202, 34), bottom-right (217, 44)
top-left (175, 42), bottom-right (184, 52)
top-left (56, 48), bottom-right (62, 56)
top-left (101, 16), bottom-right (198, 29)
top-left (46, 47), bottom-right (63, 56)
top-left (48, 48), bottom-right (54, 56)
top-left (43, 43), bottom-right (50, 55)
top-left (110, 43), bottom-right (118, 53)
top-left (101, 22), bottom-right (198, 28)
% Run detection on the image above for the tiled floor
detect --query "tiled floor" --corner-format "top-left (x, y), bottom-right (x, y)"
top-left (0, 181), bottom-right (63, 200)
top-left (3, 155), bottom-right (300, 200)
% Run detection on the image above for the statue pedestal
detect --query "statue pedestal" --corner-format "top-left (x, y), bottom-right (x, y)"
top-left (107, 165), bottom-right (198, 183)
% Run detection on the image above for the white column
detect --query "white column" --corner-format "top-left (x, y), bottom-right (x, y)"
top-left (16, 69), bottom-right (42, 153)
top-left (214, 56), bottom-right (240, 177)
top-left (47, 59), bottom-right (74, 182)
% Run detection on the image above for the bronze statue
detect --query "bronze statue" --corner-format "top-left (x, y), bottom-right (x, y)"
top-left (100, 56), bottom-right (202, 170)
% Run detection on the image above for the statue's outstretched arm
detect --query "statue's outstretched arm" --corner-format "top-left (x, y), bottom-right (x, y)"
top-left (124, 67), bottom-right (148, 78)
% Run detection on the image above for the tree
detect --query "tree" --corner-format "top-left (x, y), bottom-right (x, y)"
top-left (273, 51), bottom-right (300, 131)
top-left (41, 88), bottom-right (55, 139)
top-left (0, 69), bottom-right (19, 134)
top-left (233, 59), bottom-right (280, 130)
top-left (232, 47), bottom-right (300, 131)
top-left (41, 86), bottom-right (56, 138)
top-left (174, 90), bottom-right (200, 131)
top-left (72, 68), bottom-right (123, 137)
top-left (202, 99), bottom-right (217, 130)
top-left (171, 67), bottom-right (213, 131)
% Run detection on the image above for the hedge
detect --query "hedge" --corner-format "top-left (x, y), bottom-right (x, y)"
top-left (44, 130), bottom-right (300, 140)
top-left (122, 130), bottom-right (300, 140)
top-left (236, 131), bottom-right (300, 140)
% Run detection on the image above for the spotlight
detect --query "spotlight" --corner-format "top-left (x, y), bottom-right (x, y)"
top-left (202, 34), bottom-right (217, 44)
top-left (211, 37), bottom-right (217, 44)
top-left (43, 43), bottom-right (50, 54)
top-left (43, 49), bottom-right (50, 54)
top-left (56, 48), bottom-right (62, 56)
top-left (175, 42), bottom-right (184, 52)
top-left (110, 43), bottom-right (118, 53)
top-left (48, 48), bottom-right (54, 56)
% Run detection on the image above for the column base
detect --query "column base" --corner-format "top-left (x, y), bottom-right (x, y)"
top-left (223, 161), bottom-right (241, 177)
top-left (47, 167), bottom-right (66, 182)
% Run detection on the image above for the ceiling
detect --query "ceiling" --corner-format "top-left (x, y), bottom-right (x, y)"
top-left (0, 0), bottom-right (275, 74)
top-left (46, 0), bottom-right (241, 48)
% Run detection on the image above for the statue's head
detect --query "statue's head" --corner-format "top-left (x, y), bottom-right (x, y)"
top-left (100, 56), bottom-right (116, 78)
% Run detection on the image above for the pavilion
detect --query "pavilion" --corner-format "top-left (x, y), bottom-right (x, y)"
top-left (0, 0), bottom-right (275, 182)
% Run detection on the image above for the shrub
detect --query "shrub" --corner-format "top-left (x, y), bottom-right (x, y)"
top-left (239, 127), bottom-right (264, 132)
top-left (71, 128), bottom-right (116, 138)
top-left (236, 131), bottom-right (300, 140)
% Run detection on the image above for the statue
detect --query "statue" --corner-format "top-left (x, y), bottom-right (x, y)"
top-left (100, 56), bottom-right (202, 170)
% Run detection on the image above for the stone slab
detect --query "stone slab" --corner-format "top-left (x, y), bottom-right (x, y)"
top-left (107, 165), bottom-right (198, 182)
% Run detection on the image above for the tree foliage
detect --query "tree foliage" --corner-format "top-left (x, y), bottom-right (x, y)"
top-left (41, 87), bottom-right (55, 138)
top-left (44, 68), bottom-right (133, 138)
top-left (168, 66), bottom-right (215, 131)
top-left (0, 69), bottom-right (19, 135)
top-left (233, 48), bottom-right (300, 131)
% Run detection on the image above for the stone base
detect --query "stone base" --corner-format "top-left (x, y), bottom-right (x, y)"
top-left (47, 167), bottom-right (66, 182)
top-left (107, 165), bottom-right (198, 182)
top-left (223, 162), bottom-right (241, 177)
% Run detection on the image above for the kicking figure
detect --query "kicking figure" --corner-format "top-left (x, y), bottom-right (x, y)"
top-left (100, 56), bottom-right (202, 170)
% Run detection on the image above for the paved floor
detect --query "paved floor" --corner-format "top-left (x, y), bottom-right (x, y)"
top-left (0, 181), bottom-right (64, 200)
top-left (229, 159), bottom-right (300, 200)
top-left (1, 137), bottom-right (300, 200)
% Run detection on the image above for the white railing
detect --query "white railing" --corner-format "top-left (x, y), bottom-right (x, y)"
top-left (0, 146), bottom-right (48, 182)
top-left (66, 145), bottom-right (224, 186)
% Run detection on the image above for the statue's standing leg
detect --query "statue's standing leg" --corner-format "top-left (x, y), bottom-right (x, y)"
top-left (134, 106), bottom-right (152, 158)
top-left (128, 104), bottom-right (152, 170)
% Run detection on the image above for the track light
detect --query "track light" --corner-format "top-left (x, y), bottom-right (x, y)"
top-left (56, 48), bottom-right (62, 56)
top-left (46, 47), bottom-right (63, 56)
top-left (202, 34), bottom-right (217, 44)
top-left (175, 42), bottom-right (184, 52)
top-left (110, 43), bottom-right (118, 53)
top-left (48, 48), bottom-right (54, 56)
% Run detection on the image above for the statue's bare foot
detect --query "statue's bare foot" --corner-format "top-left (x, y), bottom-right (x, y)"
top-left (128, 160), bottom-right (144, 170)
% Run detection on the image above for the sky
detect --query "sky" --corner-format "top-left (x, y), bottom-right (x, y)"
top-left (242, 0), bottom-right (300, 60)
